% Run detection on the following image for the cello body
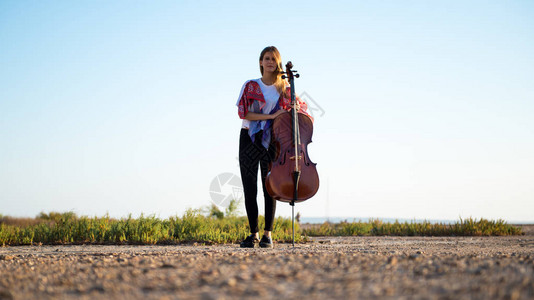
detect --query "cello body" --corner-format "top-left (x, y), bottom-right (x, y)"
top-left (265, 111), bottom-right (319, 203)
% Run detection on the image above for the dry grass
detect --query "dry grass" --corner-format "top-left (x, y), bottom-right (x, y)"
top-left (302, 218), bottom-right (523, 237)
top-left (0, 206), bottom-right (523, 246)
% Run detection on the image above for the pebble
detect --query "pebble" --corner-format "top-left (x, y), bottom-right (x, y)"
top-left (0, 255), bottom-right (14, 261)
top-left (226, 278), bottom-right (237, 287)
top-left (160, 263), bottom-right (175, 269)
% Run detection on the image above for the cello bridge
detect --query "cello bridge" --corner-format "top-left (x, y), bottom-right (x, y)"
top-left (289, 155), bottom-right (302, 161)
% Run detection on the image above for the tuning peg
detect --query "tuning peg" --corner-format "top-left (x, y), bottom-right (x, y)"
top-left (295, 74), bottom-right (300, 78)
top-left (282, 75), bottom-right (287, 79)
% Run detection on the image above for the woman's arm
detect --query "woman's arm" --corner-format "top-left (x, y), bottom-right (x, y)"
top-left (244, 110), bottom-right (285, 121)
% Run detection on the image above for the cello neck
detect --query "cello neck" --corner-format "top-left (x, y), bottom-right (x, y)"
top-left (284, 61), bottom-right (301, 173)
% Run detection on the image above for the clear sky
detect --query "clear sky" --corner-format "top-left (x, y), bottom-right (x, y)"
top-left (1, 0), bottom-right (533, 222)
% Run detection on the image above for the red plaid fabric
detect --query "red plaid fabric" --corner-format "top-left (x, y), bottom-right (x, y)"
top-left (237, 80), bottom-right (314, 122)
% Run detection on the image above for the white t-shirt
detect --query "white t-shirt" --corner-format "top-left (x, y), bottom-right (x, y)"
top-left (236, 78), bottom-right (281, 129)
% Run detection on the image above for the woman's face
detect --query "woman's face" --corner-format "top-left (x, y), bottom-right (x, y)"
top-left (260, 52), bottom-right (278, 74)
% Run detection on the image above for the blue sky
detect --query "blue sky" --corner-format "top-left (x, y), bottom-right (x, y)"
top-left (1, 1), bottom-right (533, 222)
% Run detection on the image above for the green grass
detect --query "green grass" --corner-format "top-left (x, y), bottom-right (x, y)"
top-left (302, 217), bottom-right (523, 237)
top-left (0, 206), bottom-right (302, 246)
top-left (0, 206), bottom-right (523, 246)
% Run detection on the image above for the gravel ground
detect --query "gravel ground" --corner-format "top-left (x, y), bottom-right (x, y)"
top-left (1, 227), bottom-right (533, 299)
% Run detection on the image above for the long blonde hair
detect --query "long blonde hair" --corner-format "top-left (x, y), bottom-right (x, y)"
top-left (259, 46), bottom-right (287, 96)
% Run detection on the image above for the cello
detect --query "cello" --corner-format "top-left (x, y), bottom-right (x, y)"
top-left (265, 61), bottom-right (319, 245)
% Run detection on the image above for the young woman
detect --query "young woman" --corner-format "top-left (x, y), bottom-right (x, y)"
top-left (236, 46), bottom-right (312, 248)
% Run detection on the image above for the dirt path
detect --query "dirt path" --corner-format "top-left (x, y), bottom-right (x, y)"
top-left (1, 234), bottom-right (533, 299)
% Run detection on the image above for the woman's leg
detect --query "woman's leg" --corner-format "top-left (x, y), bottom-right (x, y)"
top-left (259, 142), bottom-right (276, 232)
top-left (239, 129), bottom-right (262, 234)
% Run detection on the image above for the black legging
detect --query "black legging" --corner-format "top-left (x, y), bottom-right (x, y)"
top-left (239, 128), bottom-right (276, 233)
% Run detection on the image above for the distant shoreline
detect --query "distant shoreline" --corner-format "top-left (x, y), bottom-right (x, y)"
top-left (300, 217), bottom-right (534, 225)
